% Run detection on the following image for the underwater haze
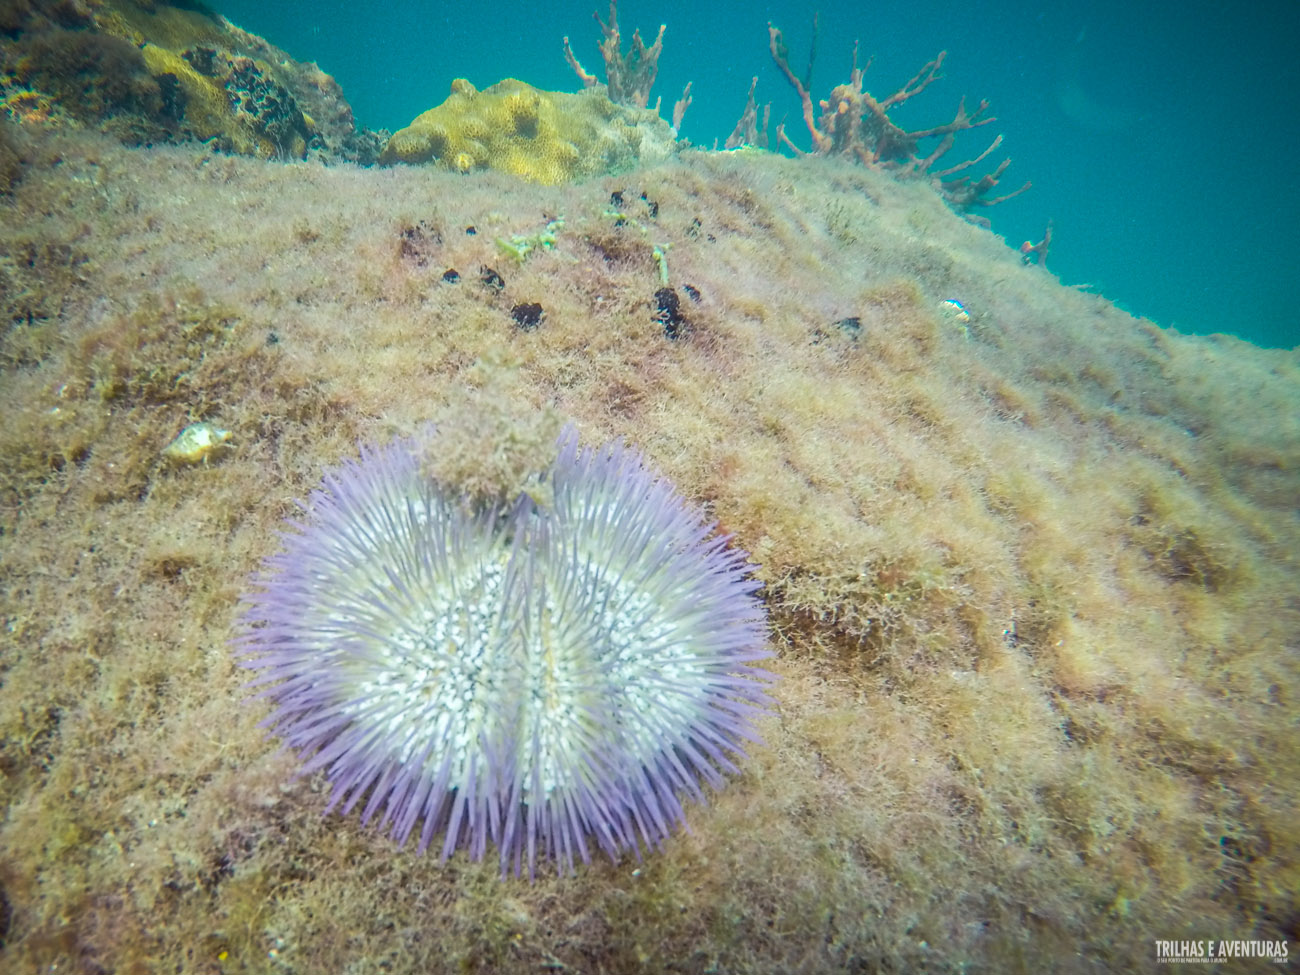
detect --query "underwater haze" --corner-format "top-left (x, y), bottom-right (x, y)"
top-left (213, 0), bottom-right (1300, 350)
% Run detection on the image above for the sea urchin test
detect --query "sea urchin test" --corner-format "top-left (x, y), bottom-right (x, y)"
top-left (236, 427), bottom-right (771, 877)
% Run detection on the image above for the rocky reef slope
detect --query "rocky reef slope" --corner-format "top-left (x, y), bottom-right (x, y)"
top-left (0, 123), bottom-right (1296, 972)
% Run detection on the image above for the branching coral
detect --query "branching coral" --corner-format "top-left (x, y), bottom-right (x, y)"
top-left (725, 77), bottom-right (770, 150)
top-left (1020, 223), bottom-right (1053, 267)
top-left (563, 1), bottom-right (665, 109)
top-left (562, 0), bottom-right (691, 127)
top-left (768, 23), bottom-right (1030, 220)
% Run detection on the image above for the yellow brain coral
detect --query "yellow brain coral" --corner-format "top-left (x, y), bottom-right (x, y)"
top-left (379, 78), bottom-right (676, 184)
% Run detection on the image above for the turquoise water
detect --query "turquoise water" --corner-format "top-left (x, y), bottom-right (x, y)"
top-left (212, 0), bottom-right (1300, 349)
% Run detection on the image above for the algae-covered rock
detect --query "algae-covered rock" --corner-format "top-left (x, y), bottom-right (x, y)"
top-left (380, 78), bottom-right (677, 184)
top-left (138, 42), bottom-right (313, 159)
top-left (0, 0), bottom-right (381, 163)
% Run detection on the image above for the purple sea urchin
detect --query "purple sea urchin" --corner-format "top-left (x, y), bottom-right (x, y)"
top-left (236, 427), bottom-right (771, 877)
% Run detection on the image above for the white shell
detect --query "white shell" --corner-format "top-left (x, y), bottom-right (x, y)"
top-left (163, 422), bottom-right (233, 465)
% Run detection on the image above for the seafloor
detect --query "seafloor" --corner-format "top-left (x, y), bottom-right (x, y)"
top-left (0, 126), bottom-right (1297, 974)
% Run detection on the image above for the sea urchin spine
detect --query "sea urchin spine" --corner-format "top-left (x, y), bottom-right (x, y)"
top-left (235, 427), bottom-right (771, 877)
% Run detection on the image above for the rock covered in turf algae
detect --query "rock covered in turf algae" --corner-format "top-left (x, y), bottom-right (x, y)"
top-left (380, 78), bottom-right (677, 184)
top-left (139, 43), bottom-right (316, 159)
top-left (5, 0), bottom-right (377, 163)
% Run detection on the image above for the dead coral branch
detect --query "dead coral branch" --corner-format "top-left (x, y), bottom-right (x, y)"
top-left (767, 24), bottom-right (829, 153)
top-left (564, 1), bottom-right (667, 110)
top-left (725, 77), bottom-right (770, 149)
top-left (767, 22), bottom-right (1028, 215)
top-left (1020, 223), bottom-right (1053, 267)
top-left (672, 81), bottom-right (692, 131)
